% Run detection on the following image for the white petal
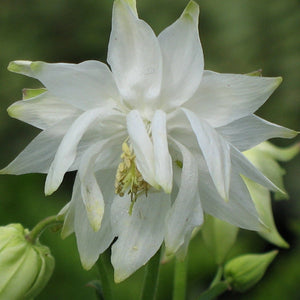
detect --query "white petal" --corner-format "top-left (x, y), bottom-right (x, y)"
top-left (73, 171), bottom-right (116, 270)
top-left (0, 118), bottom-right (73, 175)
top-left (79, 143), bottom-right (105, 232)
top-left (184, 71), bottom-right (282, 127)
top-left (108, 0), bottom-right (162, 108)
top-left (182, 108), bottom-right (231, 200)
top-left (159, 1), bottom-right (204, 110)
top-left (126, 110), bottom-right (158, 188)
top-left (196, 155), bottom-right (261, 231)
top-left (174, 202), bottom-right (202, 260)
top-left (45, 107), bottom-right (108, 195)
top-left (165, 140), bottom-right (203, 254)
top-left (7, 91), bottom-right (81, 130)
top-left (13, 60), bottom-right (120, 110)
top-left (167, 110), bottom-right (199, 152)
top-left (111, 192), bottom-right (170, 282)
top-left (78, 135), bottom-right (124, 231)
top-left (217, 115), bottom-right (297, 151)
top-left (152, 110), bottom-right (173, 193)
top-left (243, 147), bottom-right (287, 197)
top-left (231, 146), bottom-right (281, 192)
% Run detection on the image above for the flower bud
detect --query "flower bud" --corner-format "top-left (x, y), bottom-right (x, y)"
top-left (0, 223), bottom-right (55, 299)
top-left (224, 250), bottom-right (277, 292)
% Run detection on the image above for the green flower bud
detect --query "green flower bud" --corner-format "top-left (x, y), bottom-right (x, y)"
top-left (0, 223), bottom-right (55, 299)
top-left (224, 250), bottom-right (277, 292)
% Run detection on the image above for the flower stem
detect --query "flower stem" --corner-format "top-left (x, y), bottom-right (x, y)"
top-left (197, 281), bottom-right (228, 300)
top-left (140, 248), bottom-right (161, 300)
top-left (173, 256), bottom-right (188, 300)
top-left (97, 251), bottom-right (115, 300)
top-left (26, 214), bottom-right (64, 244)
top-left (210, 265), bottom-right (223, 288)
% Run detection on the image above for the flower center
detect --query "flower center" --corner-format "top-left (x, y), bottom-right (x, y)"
top-left (115, 141), bottom-right (150, 214)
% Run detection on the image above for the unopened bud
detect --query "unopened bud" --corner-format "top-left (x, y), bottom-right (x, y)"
top-left (224, 250), bottom-right (277, 292)
top-left (0, 223), bottom-right (55, 299)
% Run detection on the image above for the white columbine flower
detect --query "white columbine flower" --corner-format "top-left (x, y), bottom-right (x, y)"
top-left (1, 0), bottom-right (297, 282)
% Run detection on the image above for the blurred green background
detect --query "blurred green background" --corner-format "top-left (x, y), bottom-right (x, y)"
top-left (0, 0), bottom-right (299, 299)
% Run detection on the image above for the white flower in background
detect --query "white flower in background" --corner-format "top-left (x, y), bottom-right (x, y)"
top-left (1, 0), bottom-right (297, 282)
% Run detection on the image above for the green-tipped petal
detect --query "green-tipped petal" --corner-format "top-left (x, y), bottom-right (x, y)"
top-left (7, 91), bottom-right (80, 130)
top-left (158, 0), bottom-right (203, 110)
top-left (122, 0), bottom-right (137, 16)
top-left (108, 0), bottom-right (162, 109)
top-left (185, 71), bottom-right (283, 127)
top-left (182, 1), bottom-right (199, 22)
top-left (7, 60), bottom-right (35, 77)
top-left (22, 88), bottom-right (47, 99)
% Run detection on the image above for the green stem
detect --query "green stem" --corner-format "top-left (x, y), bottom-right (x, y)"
top-left (197, 282), bottom-right (228, 300)
top-left (210, 265), bottom-right (223, 288)
top-left (97, 252), bottom-right (115, 300)
top-left (173, 256), bottom-right (188, 300)
top-left (26, 215), bottom-right (64, 244)
top-left (140, 248), bottom-right (161, 300)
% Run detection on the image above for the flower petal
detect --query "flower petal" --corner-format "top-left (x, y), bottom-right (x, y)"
top-left (244, 178), bottom-right (289, 248)
top-left (78, 135), bottom-right (124, 232)
top-left (184, 71), bottom-right (282, 127)
top-left (158, 1), bottom-right (204, 110)
top-left (111, 192), bottom-right (170, 282)
top-left (152, 110), bottom-right (173, 193)
top-left (72, 171), bottom-right (116, 270)
top-left (0, 118), bottom-right (73, 175)
top-left (231, 146), bottom-right (281, 192)
top-left (7, 91), bottom-right (81, 130)
top-left (45, 107), bottom-right (113, 195)
top-left (79, 144), bottom-right (105, 233)
top-left (243, 147), bottom-right (287, 196)
top-left (182, 108), bottom-right (231, 200)
top-left (8, 60), bottom-right (35, 77)
top-left (108, 0), bottom-right (162, 108)
top-left (59, 201), bottom-right (75, 239)
top-left (165, 140), bottom-right (203, 255)
top-left (253, 141), bottom-right (300, 162)
top-left (196, 154), bottom-right (261, 231)
top-left (10, 60), bottom-right (120, 110)
top-left (217, 115), bottom-right (297, 151)
top-left (126, 110), bottom-right (158, 188)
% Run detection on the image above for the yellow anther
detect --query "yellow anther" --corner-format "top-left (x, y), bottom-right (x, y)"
top-left (115, 141), bottom-right (150, 214)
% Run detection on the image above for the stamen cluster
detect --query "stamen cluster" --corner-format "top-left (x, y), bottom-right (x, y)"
top-left (115, 141), bottom-right (150, 213)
